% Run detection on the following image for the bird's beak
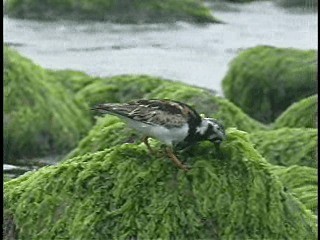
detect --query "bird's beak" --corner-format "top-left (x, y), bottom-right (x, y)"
top-left (210, 133), bottom-right (226, 144)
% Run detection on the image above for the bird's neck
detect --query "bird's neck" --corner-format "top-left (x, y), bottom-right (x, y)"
top-left (184, 119), bottom-right (208, 144)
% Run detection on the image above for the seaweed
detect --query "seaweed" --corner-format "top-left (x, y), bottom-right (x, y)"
top-left (250, 128), bottom-right (317, 168)
top-left (222, 45), bottom-right (317, 123)
top-left (270, 165), bottom-right (317, 214)
top-left (274, 95), bottom-right (318, 129)
top-left (4, 47), bottom-right (91, 162)
top-left (5, 0), bottom-right (220, 23)
top-left (4, 129), bottom-right (316, 239)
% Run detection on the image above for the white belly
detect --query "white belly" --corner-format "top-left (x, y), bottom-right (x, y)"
top-left (125, 119), bottom-right (189, 146)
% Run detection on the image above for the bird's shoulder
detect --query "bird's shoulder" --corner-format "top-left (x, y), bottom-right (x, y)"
top-left (127, 99), bottom-right (201, 128)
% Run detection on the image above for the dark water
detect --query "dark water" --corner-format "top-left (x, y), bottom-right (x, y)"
top-left (4, 1), bottom-right (317, 95)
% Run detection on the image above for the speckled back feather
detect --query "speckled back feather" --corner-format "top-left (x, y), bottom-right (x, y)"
top-left (93, 99), bottom-right (201, 128)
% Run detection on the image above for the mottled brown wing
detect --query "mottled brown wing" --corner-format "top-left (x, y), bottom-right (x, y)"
top-left (95, 99), bottom-right (201, 128)
top-left (126, 99), bottom-right (201, 128)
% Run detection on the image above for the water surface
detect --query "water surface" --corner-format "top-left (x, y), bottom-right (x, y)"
top-left (4, 1), bottom-right (317, 94)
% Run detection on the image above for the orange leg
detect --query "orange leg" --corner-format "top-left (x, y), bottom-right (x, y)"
top-left (165, 147), bottom-right (189, 172)
top-left (143, 136), bottom-right (154, 154)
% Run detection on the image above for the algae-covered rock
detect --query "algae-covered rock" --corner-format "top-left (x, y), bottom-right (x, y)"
top-left (270, 165), bottom-right (317, 214)
top-left (249, 128), bottom-right (317, 168)
top-left (76, 75), bottom-right (170, 107)
top-left (4, 47), bottom-right (91, 162)
top-left (4, 129), bottom-right (317, 239)
top-left (5, 0), bottom-right (220, 23)
top-left (273, 95), bottom-right (318, 129)
top-left (47, 69), bottom-right (94, 94)
top-left (65, 116), bottom-right (139, 159)
top-left (222, 45), bottom-right (317, 123)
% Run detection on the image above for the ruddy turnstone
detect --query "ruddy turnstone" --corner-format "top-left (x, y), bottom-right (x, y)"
top-left (92, 99), bottom-right (226, 171)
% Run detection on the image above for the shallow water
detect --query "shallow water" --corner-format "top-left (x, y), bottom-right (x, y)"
top-left (4, 1), bottom-right (317, 94)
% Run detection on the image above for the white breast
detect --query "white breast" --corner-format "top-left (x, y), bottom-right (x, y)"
top-left (125, 118), bottom-right (189, 146)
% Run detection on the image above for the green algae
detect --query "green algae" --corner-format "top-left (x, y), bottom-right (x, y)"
top-left (273, 95), bottom-right (318, 129)
top-left (4, 128), bottom-right (317, 239)
top-left (222, 45), bottom-right (317, 123)
top-left (76, 74), bottom-right (171, 108)
top-left (270, 165), bottom-right (317, 214)
top-left (4, 47), bottom-right (91, 162)
top-left (5, 0), bottom-right (220, 23)
top-left (47, 69), bottom-right (94, 94)
top-left (65, 116), bottom-right (139, 159)
top-left (249, 128), bottom-right (317, 168)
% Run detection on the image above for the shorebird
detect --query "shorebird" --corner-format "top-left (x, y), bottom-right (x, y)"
top-left (92, 99), bottom-right (226, 171)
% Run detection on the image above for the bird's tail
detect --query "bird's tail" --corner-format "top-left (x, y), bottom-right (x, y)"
top-left (91, 103), bottom-right (135, 118)
top-left (91, 103), bottom-right (119, 114)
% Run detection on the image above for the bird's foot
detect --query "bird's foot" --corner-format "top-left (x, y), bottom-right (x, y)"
top-left (165, 147), bottom-right (190, 172)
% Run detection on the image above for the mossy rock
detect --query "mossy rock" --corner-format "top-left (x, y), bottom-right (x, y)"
top-left (273, 95), bottom-right (318, 129)
top-left (47, 69), bottom-right (94, 94)
top-left (65, 116), bottom-right (139, 159)
top-left (5, 0), bottom-right (220, 23)
top-left (4, 47), bottom-right (91, 162)
top-left (76, 75), bottom-right (172, 108)
top-left (4, 129), bottom-right (317, 239)
top-left (249, 128), bottom-right (317, 168)
top-left (270, 165), bottom-right (317, 214)
top-left (222, 45), bottom-right (317, 123)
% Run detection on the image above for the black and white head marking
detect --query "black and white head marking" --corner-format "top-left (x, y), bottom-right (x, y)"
top-left (196, 118), bottom-right (226, 143)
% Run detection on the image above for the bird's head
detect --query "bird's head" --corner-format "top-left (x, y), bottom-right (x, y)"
top-left (196, 117), bottom-right (226, 144)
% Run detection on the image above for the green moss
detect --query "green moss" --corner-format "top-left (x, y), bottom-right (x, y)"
top-left (270, 165), bottom-right (317, 214)
top-left (273, 95), bottom-right (318, 129)
top-left (4, 47), bottom-right (91, 162)
top-left (222, 45), bottom-right (317, 123)
top-left (4, 129), bottom-right (317, 239)
top-left (5, 0), bottom-right (220, 23)
top-left (249, 128), bottom-right (317, 168)
top-left (47, 69), bottom-right (94, 94)
top-left (65, 116), bottom-right (139, 159)
top-left (76, 74), bottom-right (170, 108)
